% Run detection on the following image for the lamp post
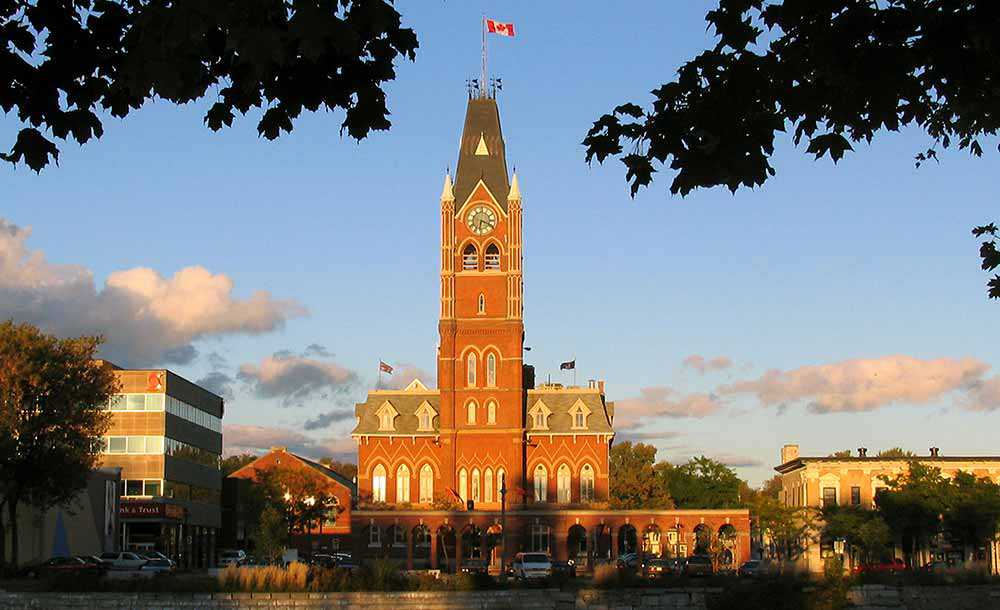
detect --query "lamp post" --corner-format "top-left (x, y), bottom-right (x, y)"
top-left (500, 473), bottom-right (507, 577)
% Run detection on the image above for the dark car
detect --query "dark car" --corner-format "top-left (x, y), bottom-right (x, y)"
top-left (460, 559), bottom-right (490, 575)
top-left (738, 559), bottom-right (766, 578)
top-left (551, 559), bottom-right (577, 578)
top-left (616, 552), bottom-right (639, 569)
top-left (641, 557), bottom-right (674, 579)
top-left (684, 555), bottom-right (714, 577)
top-left (310, 554), bottom-right (338, 568)
top-left (24, 556), bottom-right (103, 579)
top-left (852, 558), bottom-right (906, 575)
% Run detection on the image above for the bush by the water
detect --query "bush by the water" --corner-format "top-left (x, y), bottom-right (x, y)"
top-left (216, 560), bottom-right (482, 593)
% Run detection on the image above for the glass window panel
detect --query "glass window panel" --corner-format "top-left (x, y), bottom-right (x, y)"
top-left (144, 480), bottom-right (161, 497)
top-left (109, 395), bottom-right (126, 411)
top-left (126, 395), bottom-right (146, 410)
top-left (145, 436), bottom-right (164, 453)
top-left (108, 437), bottom-right (126, 453)
top-left (125, 480), bottom-right (143, 496)
top-left (146, 394), bottom-right (164, 411)
top-left (126, 436), bottom-right (145, 453)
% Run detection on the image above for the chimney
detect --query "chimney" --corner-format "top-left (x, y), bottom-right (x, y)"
top-left (930, 447), bottom-right (939, 457)
top-left (780, 444), bottom-right (800, 464)
top-left (270, 446), bottom-right (287, 453)
top-left (858, 447), bottom-right (867, 458)
top-left (598, 380), bottom-right (606, 395)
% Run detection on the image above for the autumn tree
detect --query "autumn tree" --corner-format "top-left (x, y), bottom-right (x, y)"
top-left (751, 495), bottom-right (818, 563)
top-left (583, 1), bottom-right (1000, 298)
top-left (608, 442), bottom-right (673, 509)
top-left (877, 447), bottom-right (916, 458)
top-left (2, 0), bottom-right (418, 171)
top-left (0, 321), bottom-right (118, 570)
top-left (256, 467), bottom-right (339, 535)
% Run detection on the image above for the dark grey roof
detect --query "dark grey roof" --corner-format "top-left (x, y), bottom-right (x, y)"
top-left (296, 455), bottom-right (357, 493)
top-left (774, 455), bottom-right (1000, 474)
top-left (526, 389), bottom-right (614, 434)
top-left (352, 392), bottom-right (441, 436)
top-left (454, 96), bottom-right (509, 211)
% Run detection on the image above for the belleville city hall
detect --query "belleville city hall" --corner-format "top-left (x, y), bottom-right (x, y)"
top-left (233, 88), bottom-right (750, 573)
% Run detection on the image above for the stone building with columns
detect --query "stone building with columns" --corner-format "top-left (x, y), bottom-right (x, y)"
top-left (345, 89), bottom-right (750, 573)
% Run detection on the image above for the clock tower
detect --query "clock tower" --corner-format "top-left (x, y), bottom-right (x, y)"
top-left (438, 92), bottom-right (524, 506)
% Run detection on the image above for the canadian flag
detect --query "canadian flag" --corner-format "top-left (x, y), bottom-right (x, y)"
top-left (486, 19), bottom-right (516, 37)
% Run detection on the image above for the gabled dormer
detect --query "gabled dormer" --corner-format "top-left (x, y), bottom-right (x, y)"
top-left (528, 399), bottom-right (553, 431)
top-left (414, 400), bottom-right (437, 432)
top-left (569, 399), bottom-right (592, 430)
top-left (403, 378), bottom-right (429, 392)
top-left (375, 401), bottom-right (399, 432)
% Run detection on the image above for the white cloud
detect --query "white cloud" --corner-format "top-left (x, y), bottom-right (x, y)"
top-left (238, 347), bottom-right (357, 407)
top-left (721, 355), bottom-right (989, 413)
top-left (223, 424), bottom-right (355, 461)
top-left (682, 355), bottom-right (734, 374)
top-left (615, 386), bottom-right (722, 429)
top-left (0, 218), bottom-right (306, 365)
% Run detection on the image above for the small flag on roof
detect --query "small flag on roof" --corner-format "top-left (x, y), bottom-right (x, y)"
top-left (486, 19), bottom-right (516, 37)
top-left (560, 359), bottom-right (576, 371)
top-left (379, 360), bottom-right (394, 374)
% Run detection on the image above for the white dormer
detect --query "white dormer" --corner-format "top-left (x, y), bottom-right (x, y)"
top-left (569, 399), bottom-right (592, 430)
top-left (403, 378), bottom-right (429, 392)
top-left (415, 401), bottom-right (437, 432)
top-left (528, 399), bottom-right (553, 431)
top-left (375, 401), bottom-right (399, 432)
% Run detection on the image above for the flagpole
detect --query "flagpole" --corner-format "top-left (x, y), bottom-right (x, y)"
top-left (481, 14), bottom-right (487, 97)
top-left (573, 354), bottom-right (577, 387)
top-left (377, 359), bottom-right (382, 389)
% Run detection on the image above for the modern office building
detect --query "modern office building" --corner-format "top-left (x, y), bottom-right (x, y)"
top-left (97, 363), bottom-right (223, 568)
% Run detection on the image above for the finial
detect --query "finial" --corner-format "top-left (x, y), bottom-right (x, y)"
top-left (508, 172), bottom-right (520, 201)
top-left (441, 173), bottom-right (454, 202)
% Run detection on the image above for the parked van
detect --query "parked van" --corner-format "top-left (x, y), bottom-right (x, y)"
top-left (511, 552), bottom-right (552, 580)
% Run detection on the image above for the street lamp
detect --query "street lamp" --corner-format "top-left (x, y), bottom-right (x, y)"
top-left (500, 473), bottom-right (507, 577)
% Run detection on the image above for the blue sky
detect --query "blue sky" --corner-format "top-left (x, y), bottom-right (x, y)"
top-left (3, 1), bottom-right (999, 484)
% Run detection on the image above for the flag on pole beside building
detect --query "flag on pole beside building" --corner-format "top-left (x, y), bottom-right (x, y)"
top-left (486, 19), bottom-right (516, 37)
top-left (560, 359), bottom-right (575, 371)
top-left (379, 360), bottom-right (394, 374)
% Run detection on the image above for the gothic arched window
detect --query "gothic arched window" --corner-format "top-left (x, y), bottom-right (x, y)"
top-left (486, 353), bottom-right (497, 387)
top-left (486, 400), bottom-right (497, 424)
top-left (484, 243), bottom-right (500, 270)
top-left (458, 468), bottom-right (468, 503)
top-left (372, 464), bottom-right (387, 503)
top-left (462, 243), bottom-right (478, 271)
top-left (533, 464), bottom-right (548, 503)
top-left (471, 468), bottom-right (481, 502)
top-left (484, 468), bottom-right (494, 503)
top-left (580, 464), bottom-right (595, 502)
top-left (478, 293), bottom-right (486, 314)
top-left (419, 464), bottom-right (434, 503)
top-left (467, 400), bottom-right (477, 425)
top-left (396, 464), bottom-right (410, 503)
top-left (467, 352), bottom-right (477, 387)
top-left (557, 463), bottom-right (572, 503)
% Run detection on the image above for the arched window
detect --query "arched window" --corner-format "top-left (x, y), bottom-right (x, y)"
top-left (458, 468), bottom-right (468, 503)
top-left (484, 468), bottom-right (494, 503)
top-left (486, 400), bottom-right (497, 424)
top-left (372, 464), bottom-right (387, 503)
top-left (557, 463), bottom-right (572, 503)
top-left (471, 468), bottom-right (481, 502)
top-left (533, 464), bottom-right (547, 502)
top-left (497, 468), bottom-right (507, 496)
top-left (466, 352), bottom-right (477, 387)
top-left (484, 243), bottom-right (500, 270)
top-left (396, 464), bottom-right (410, 503)
top-left (478, 294), bottom-right (486, 314)
top-left (419, 464), bottom-right (434, 503)
top-left (462, 243), bottom-right (478, 270)
top-left (580, 464), bottom-right (595, 502)
top-left (467, 401), bottom-right (477, 424)
top-left (486, 353), bottom-right (497, 387)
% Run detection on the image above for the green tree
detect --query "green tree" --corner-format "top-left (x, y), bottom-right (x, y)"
top-left (222, 453), bottom-right (258, 477)
top-left (821, 506), bottom-right (891, 565)
top-left (318, 457), bottom-right (358, 481)
top-left (877, 462), bottom-right (948, 562)
top-left (0, 321), bottom-right (117, 570)
top-left (2, 0), bottom-right (418, 171)
top-left (751, 495), bottom-right (818, 562)
top-left (256, 467), bottom-right (338, 535)
top-left (251, 506), bottom-right (289, 564)
top-left (940, 471), bottom-right (1000, 553)
top-left (668, 456), bottom-right (742, 508)
top-left (608, 442), bottom-right (673, 509)
top-left (877, 447), bottom-right (916, 458)
top-left (829, 450), bottom-right (853, 458)
top-left (582, 1), bottom-right (1000, 299)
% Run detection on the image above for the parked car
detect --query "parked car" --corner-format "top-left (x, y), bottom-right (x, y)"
top-left (684, 555), bottom-right (714, 577)
top-left (218, 549), bottom-right (248, 568)
top-left (24, 556), bottom-right (104, 579)
top-left (460, 559), bottom-right (489, 575)
top-left (852, 558), bottom-right (906, 574)
top-left (616, 552), bottom-right (639, 569)
top-left (511, 552), bottom-right (552, 580)
top-left (140, 558), bottom-right (175, 574)
top-left (641, 557), bottom-right (674, 579)
top-left (141, 551), bottom-right (175, 566)
top-left (97, 552), bottom-right (148, 570)
top-left (738, 559), bottom-right (768, 578)
top-left (76, 555), bottom-right (110, 573)
top-left (551, 559), bottom-right (577, 578)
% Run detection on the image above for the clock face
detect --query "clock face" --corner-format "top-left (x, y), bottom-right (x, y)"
top-left (465, 205), bottom-right (498, 235)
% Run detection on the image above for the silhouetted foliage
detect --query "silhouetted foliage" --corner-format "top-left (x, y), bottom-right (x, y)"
top-left (222, 453), bottom-right (258, 476)
top-left (972, 223), bottom-right (1000, 299)
top-left (877, 447), bottom-right (916, 458)
top-left (1, 0), bottom-right (418, 171)
top-left (821, 505), bottom-right (891, 565)
top-left (584, 2), bottom-right (1000, 299)
top-left (318, 457), bottom-right (358, 481)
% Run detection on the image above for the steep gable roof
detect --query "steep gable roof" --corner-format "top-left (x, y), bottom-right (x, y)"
top-left (353, 391), bottom-right (442, 436)
top-left (526, 389), bottom-right (614, 434)
top-left (454, 97), bottom-right (510, 211)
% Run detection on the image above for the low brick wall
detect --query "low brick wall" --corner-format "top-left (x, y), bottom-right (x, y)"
top-left (0, 589), bottom-right (714, 610)
top-left (849, 585), bottom-right (1000, 610)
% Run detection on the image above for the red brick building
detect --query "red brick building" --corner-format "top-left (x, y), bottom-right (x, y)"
top-left (348, 90), bottom-right (750, 572)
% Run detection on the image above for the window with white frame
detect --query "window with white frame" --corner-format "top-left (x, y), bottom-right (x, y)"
top-left (459, 468), bottom-right (468, 503)
top-left (467, 352), bottom-right (477, 387)
top-left (484, 468), bottom-right (494, 503)
top-left (568, 400), bottom-right (591, 430)
top-left (533, 464), bottom-right (547, 502)
top-left (530, 523), bottom-right (551, 553)
top-left (376, 402), bottom-right (398, 432)
top-left (419, 464), bottom-right (434, 503)
top-left (580, 464), bottom-right (595, 502)
top-left (497, 468), bottom-right (506, 497)
top-left (368, 525), bottom-right (381, 547)
top-left (462, 243), bottom-right (478, 270)
top-left (478, 294), bottom-right (486, 314)
top-left (557, 464), bottom-right (572, 503)
top-left (486, 400), bottom-right (497, 424)
top-left (415, 402), bottom-right (436, 432)
top-left (486, 353), bottom-right (497, 387)
top-left (484, 243), bottom-right (500, 270)
top-left (372, 465), bottom-right (387, 503)
top-left (471, 468), bottom-right (480, 502)
top-left (396, 465), bottom-right (410, 503)
top-left (467, 401), bottom-right (477, 424)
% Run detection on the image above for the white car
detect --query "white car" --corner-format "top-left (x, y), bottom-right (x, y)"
top-left (512, 552), bottom-right (552, 580)
top-left (219, 549), bottom-right (247, 567)
top-left (97, 552), bottom-right (148, 570)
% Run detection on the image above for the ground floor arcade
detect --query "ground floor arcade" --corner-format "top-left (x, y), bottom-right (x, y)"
top-left (350, 509), bottom-right (751, 573)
